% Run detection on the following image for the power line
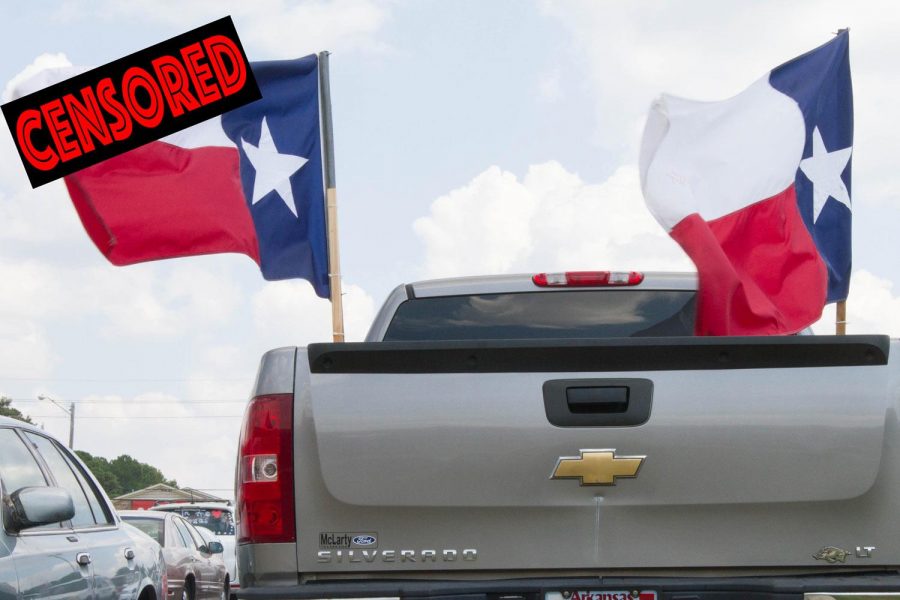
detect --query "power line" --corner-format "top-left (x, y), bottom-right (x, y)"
top-left (0, 376), bottom-right (249, 382)
top-left (29, 415), bottom-right (244, 420)
top-left (8, 399), bottom-right (249, 404)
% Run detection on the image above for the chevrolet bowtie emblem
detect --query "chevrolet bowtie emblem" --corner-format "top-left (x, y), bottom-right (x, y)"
top-left (551, 449), bottom-right (645, 486)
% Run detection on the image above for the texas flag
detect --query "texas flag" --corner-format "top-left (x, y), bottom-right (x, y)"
top-left (62, 55), bottom-right (331, 298)
top-left (639, 32), bottom-right (852, 335)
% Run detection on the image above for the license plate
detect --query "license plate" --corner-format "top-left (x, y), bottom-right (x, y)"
top-left (546, 592), bottom-right (657, 600)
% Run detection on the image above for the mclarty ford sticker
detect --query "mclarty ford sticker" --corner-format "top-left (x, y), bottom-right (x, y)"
top-left (319, 531), bottom-right (378, 549)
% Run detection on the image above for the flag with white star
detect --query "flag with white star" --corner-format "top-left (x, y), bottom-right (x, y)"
top-left (770, 31), bottom-right (853, 302)
top-left (62, 55), bottom-right (330, 298)
top-left (640, 32), bottom-right (852, 335)
top-left (222, 56), bottom-right (328, 296)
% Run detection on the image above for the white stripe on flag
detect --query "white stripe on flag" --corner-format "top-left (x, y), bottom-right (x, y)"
top-left (160, 116), bottom-right (233, 149)
top-left (640, 75), bottom-right (805, 230)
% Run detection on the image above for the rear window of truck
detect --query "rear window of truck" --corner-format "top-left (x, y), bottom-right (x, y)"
top-left (383, 290), bottom-right (696, 341)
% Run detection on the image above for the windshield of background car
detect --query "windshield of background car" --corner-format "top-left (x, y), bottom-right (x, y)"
top-left (122, 517), bottom-right (164, 545)
top-left (383, 290), bottom-right (697, 340)
top-left (159, 507), bottom-right (234, 536)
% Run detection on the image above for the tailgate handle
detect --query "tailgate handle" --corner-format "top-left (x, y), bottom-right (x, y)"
top-left (566, 386), bottom-right (629, 413)
top-left (544, 378), bottom-right (652, 427)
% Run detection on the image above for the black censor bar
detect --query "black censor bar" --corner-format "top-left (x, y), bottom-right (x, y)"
top-left (2, 16), bottom-right (261, 188)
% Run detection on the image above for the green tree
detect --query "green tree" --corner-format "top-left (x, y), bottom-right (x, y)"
top-left (76, 451), bottom-right (177, 497)
top-left (76, 451), bottom-right (123, 496)
top-left (0, 396), bottom-right (34, 424)
top-left (109, 454), bottom-right (177, 494)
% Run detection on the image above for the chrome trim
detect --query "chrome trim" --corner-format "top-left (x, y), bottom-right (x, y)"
top-left (69, 525), bottom-right (119, 535)
top-left (19, 527), bottom-right (77, 538)
top-left (19, 523), bottom-right (119, 537)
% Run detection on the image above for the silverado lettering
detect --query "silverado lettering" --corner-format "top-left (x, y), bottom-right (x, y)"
top-left (316, 549), bottom-right (477, 563)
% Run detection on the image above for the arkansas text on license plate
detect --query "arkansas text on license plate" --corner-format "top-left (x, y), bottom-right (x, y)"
top-left (546, 592), bottom-right (657, 600)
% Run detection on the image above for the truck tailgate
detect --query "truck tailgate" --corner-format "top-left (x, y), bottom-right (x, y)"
top-left (298, 336), bottom-right (896, 571)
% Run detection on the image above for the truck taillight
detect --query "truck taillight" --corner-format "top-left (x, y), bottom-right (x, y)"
top-left (236, 393), bottom-right (295, 544)
top-left (532, 271), bottom-right (644, 287)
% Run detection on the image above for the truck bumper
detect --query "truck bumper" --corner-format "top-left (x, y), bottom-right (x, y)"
top-left (236, 573), bottom-right (900, 599)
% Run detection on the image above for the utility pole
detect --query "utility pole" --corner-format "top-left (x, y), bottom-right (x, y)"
top-left (38, 395), bottom-right (75, 449)
top-left (68, 402), bottom-right (75, 449)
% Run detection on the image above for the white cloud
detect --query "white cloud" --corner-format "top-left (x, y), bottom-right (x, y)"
top-left (813, 270), bottom-right (900, 336)
top-left (537, 70), bottom-right (563, 103)
top-left (0, 259), bottom-right (70, 318)
top-left (0, 56), bottom-right (95, 243)
top-left (236, 0), bottom-right (391, 58)
top-left (1, 52), bottom-right (72, 102)
top-left (252, 279), bottom-right (376, 345)
top-left (413, 166), bottom-right (538, 277)
top-left (0, 257), bottom-right (243, 339)
top-left (0, 320), bottom-right (55, 379)
top-left (0, 176), bottom-right (85, 245)
top-left (87, 264), bottom-right (243, 338)
top-left (413, 161), bottom-right (692, 279)
top-left (61, 0), bottom-right (392, 59)
top-left (185, 345), bottom-right (256, 407)
top-left (89, 269), bottom-right (181, 338)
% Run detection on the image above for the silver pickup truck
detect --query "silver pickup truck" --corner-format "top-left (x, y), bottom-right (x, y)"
top-left (234, 271), bottom-right (900, 600)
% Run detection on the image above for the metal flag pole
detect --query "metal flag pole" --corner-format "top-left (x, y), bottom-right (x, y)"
top-left (836, 300), bottom-right (847, 335)
top-left (318, 51), bottom-right (345, 343)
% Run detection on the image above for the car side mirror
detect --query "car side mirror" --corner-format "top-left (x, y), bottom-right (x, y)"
top-left (206, 541), bottom-right (224, 554)
top-left (7, 487), bottom-right (75, 533)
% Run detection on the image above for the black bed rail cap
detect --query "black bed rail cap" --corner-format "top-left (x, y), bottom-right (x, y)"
top-left (307, 335), bottom-right (890, 374)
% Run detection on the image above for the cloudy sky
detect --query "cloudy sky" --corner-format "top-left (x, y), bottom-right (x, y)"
top-left (1, 1), bottom-right (899, 498)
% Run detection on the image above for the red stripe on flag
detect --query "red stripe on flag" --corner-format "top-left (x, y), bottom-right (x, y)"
top-left (670, 184), bottom-right (827, 335)
top-left (65, 140), bottom-right (260, 267)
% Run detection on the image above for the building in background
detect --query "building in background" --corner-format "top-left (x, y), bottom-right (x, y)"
top-left (113, 483), bottom-right (227, 510)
